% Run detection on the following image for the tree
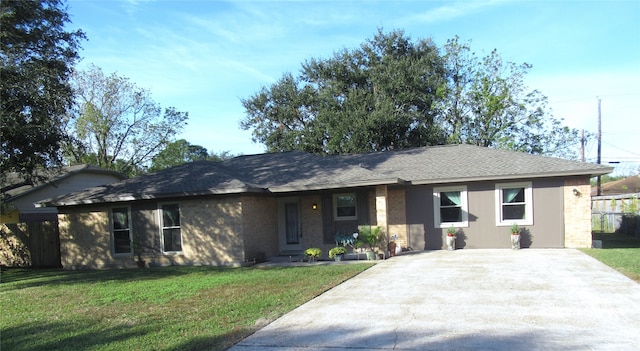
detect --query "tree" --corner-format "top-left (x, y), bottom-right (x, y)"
top-left (1, 0), bottom-right (85, 188)
top-left (64, 64), bottom-right (188, 176)
top-left (148, 139), bottom-right (232, 172)
top-left (438, 36), bottom-right (580, 158)
top-left (241, 29), bottom-right (447, 154)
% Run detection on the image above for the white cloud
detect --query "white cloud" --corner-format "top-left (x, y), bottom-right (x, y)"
top-left (409, 0), bottom-right (506, 24)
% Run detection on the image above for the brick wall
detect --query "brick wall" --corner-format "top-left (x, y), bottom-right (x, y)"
top-left (387, 188), bottom-right (408, 249)
top-left (563, 177), bottom-right (592, 248)
top-left (180, 196), bottom-right (245, 266)
top-left (241, 196), bottom-right (278, 261)
top-left (301, 195), bottom-right (325, 250)
top-left (58, 206), bottom-right (116, 269)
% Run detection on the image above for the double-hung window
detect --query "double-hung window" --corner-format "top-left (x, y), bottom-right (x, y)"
top-left (433, 186), bottom-right (468, 228)
top-left (495, 182), bottom-right (533, 226)
top-left (161, 204), bottom-right (182, 253)
top-left (111, 207), bottom-right (132, 255)
top-left (334, 193), bottom-right (357, 221)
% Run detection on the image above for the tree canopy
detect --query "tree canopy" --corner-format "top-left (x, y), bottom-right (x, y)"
top-left (64, 64), bottom-right (188, 176)
top-left (1, 0), bottom-right (85, 188)
top-left (241, 29), bottom-right (446, 154)
top-left (437, 36), bottom-right (579, 158)
top-left (241, 29), bottom-right (581, 158)
top-left (148, 139), bottom-right (232, 172)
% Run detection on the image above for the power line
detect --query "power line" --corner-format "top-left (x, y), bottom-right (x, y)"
top-left (601, 141), bottom-right (640, 157)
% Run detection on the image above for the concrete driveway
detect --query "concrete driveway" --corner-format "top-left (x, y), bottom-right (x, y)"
top-left (228, 249), bottom-right (640, 351)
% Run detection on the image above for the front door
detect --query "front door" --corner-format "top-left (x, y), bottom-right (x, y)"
top-left (278, 197), bottom-right (302, 253)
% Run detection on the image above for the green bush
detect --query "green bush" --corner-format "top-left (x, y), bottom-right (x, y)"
top-left (329, 246), bottom-right (347, 258)
top-left (304, 247), bottom-right (322, 260)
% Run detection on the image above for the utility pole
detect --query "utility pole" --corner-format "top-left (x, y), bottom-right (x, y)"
top-left (581, 129), bottom-right (585, 162)
top-left (597, 98), bottom-right (602, 196)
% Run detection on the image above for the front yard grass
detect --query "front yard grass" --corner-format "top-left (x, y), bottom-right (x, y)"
top-left (1, 263), bottom-right (374, 351)
top-left (581, 233), bottom-right (640, 283)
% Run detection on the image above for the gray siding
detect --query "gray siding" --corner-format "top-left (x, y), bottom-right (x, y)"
top-left (406, 179), bottom-right (565, 249)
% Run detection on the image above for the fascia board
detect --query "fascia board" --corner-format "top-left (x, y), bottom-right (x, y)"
top-left (35, 187), bottom-right (269, 207)
top-left (267, 178), bottom-right (406, 193)
top-left (410, 168), bottom-right (615, 186)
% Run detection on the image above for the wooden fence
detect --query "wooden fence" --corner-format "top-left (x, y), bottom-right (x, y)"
top-left (0, 221), bottom-right (61, 268)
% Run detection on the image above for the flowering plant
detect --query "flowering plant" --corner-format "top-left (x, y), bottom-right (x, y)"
top-left (304, 247), bottom-right (322, 261)
top-left (329, 246), bottom-right (347, 258)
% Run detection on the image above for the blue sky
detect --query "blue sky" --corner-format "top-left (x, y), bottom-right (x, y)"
top-left (66, 0), bottom-right (640, 175)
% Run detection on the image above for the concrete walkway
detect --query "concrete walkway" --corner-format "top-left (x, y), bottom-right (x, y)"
top-left (228, 249), bottom-right (640, 351)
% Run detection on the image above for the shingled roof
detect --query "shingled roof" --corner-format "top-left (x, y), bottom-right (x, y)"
top-left (3, 164), bottom-right (127, 202)
top-left (38, 144), bottom-right (613, 207)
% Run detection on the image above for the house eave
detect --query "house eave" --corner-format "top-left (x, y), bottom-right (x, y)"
top-left (268, 178), bottom-right (407, 193)
top-left (410, 168), bottom-right (614, 185)
top-left (36, 186), bottom-right (268, 208)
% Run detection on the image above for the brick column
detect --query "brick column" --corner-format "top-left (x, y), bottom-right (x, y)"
top-left (564, 177), bottom-right (592, 248)
top-left (376, 185), bottom-right (388, 236)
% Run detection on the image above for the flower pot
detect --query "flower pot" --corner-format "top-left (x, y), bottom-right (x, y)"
top-left (334, 254), bottom-right (343, 262)
top-left (446, 235), bottom-right (456, 251)
top-left (388, 242), bottom-right (397, 257)
top-left (365, 251), bottom-right (376, 260)
top-left (511, 234), bottom-right (521, 250)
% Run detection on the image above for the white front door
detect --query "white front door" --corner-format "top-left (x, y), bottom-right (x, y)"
top-left (278, 197), bottom-right (302, 253)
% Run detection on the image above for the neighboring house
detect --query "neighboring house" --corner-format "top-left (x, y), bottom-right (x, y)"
top-left (37, 145), bottom-right (612, 269)
top-left (1, 165), bottom-right (127, 267)
top-left (593, 175), bottom-right (640, 196)
top-left (1, 164), bottom-right (127, 223)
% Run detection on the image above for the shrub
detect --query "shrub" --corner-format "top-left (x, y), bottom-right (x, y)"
top-left (329, 246), bottom-right (347, 258)
top-left (304, 247), bottom-right (322, 260)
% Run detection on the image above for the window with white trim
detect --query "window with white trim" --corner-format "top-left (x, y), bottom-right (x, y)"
top-left (495, 182), bottom-right (533, 226)
top-left (160, 204), bottom-right (182, 253)
top-left (111, 207), bottom-right (132, 255)
top-left (334, 193), bottom-right (357, 220)
top-left (433, 186), bottom-right (468, 228)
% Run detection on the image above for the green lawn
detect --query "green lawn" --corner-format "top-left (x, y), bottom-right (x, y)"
top-left (581, 233), bottom-right (640, 283)
top-left (0, 263), bottom-right (374, 351)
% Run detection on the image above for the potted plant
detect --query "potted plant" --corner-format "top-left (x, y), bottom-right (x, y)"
top-left (388, 234), bottom-right (398, 257)
top-left (304, 247), bottom-right (322, 262)
top-left (359, 226), bottom-right (383, 260)
top-left (329, 246), bottom-right (347, 261)
top-left (510, 223), bottom-right (521, 250)
top-left (446, 226), bottom-right (456, 251)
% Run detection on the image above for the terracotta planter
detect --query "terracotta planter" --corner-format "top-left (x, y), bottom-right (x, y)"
top-left (388, 242), bottom-right (397, 257)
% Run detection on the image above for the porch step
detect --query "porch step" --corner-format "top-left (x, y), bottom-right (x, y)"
top-left (279, 250), bottom-right (304, 256)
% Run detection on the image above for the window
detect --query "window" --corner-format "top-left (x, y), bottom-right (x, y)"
top-left (495, 182), bottom-right (533, 226)
top-left (334, 193), bottom-right (357, 220)
top-left (111, 207), bottom-right (132, 255)
top-left (160, 204), bottom-right (182, 253)
top-left (433, 186), bottom-right (468, 228)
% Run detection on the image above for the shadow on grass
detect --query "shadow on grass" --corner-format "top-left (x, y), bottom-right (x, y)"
top-left (592, 232), bottom-right (640, 249)
top-left (0, 266), bottom-right (243, 291)
top-left (2, 320), bottom-right (153, 351)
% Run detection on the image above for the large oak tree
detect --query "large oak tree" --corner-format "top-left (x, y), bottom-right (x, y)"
top-left (241, 29), bottom-right (447, 154)
top-left (241, 30), bottom-right (581, 158)
top-left (1, 0), bottom-right (85, 189)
